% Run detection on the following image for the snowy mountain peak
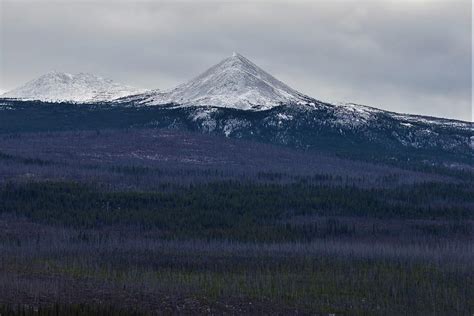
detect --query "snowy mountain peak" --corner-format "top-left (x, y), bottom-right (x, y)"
top-left (133, 53), bottom-right (311, 110)
top-left (2, 72), bottom-right (145, 103)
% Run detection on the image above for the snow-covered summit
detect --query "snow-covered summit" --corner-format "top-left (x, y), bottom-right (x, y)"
top-left (134, 53), bottom-right (311, 110)
top-left (1, 71), bottom-right (145, 103)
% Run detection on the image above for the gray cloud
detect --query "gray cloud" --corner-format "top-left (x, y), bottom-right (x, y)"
top-left (0, 0), bottom-right (472, 121)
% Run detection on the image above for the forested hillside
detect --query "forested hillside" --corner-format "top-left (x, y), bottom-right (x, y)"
top-left (0, 105), bottom-right (472, 314)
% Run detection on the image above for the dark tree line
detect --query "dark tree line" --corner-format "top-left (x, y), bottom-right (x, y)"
top-left (0, 180), bottom-right (471, 241)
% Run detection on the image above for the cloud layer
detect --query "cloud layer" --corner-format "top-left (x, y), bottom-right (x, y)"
top-left (1, 0), bottom-right (472, 120)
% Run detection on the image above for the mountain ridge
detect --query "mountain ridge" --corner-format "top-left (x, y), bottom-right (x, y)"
top-left (1, 53), bottom-right (471, 163)
top-left (0, 99), bottom-right (471, 168)
top-left (1, 71), bottom-right (145, 103)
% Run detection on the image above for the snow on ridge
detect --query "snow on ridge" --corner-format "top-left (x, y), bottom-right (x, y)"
top-left (1, 71), bottom-right (146, 103)
top-left (331, 102), bottom-right (473, 130)
top-left (331, 102), bottom-right (381, 127)
top-left (135, 52), bottom-right (311, 110)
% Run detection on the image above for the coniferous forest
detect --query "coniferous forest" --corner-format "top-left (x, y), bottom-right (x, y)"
top-left (0, 126), bottom-right (472, 315)
top-left (1, 0), bottom-right (473, 312)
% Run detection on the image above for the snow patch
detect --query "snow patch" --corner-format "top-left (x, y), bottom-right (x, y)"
top-left (276, 113), bottom-right (293, 121)
top-left (332, 102), bottom-right (379, 127)
top-left (223, 118), bottom-right (250, 137)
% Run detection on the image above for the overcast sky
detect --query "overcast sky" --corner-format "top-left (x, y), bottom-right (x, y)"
top-left (0, 0), bottom-right (472, 121)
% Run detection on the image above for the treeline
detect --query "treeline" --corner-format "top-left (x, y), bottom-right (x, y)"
top-left (0, 150), bottom-right (53, 166)
top-left (0, 181), bottom-right (471, 241)
top-left (0, 304), bottom-right (140, 316)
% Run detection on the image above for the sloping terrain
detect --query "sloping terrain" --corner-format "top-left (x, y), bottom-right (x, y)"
top-left (0, 100), bottom-right (471, 168)
top-left (120, 53), bottom-right (311, 110)
top-left (1, 71), bottom-right (145, 103)
top-left (0, 128), bottom-right (452, 189)
top-left (1, 52), bottom-right (471, 168)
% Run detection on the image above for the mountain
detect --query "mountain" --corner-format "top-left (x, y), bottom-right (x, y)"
top-left (122, 52), bottom-right (313, 110)
top-left (114, 52), bottom-right (471, 162)
top-left (161, 103), bottom-right (473, 163)
top-left (0, 53), bottom-right (471, 167)
top-left (1, 71), bottom-right (145, 103)
top-left (0, 99), bottom-right (471, 168)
